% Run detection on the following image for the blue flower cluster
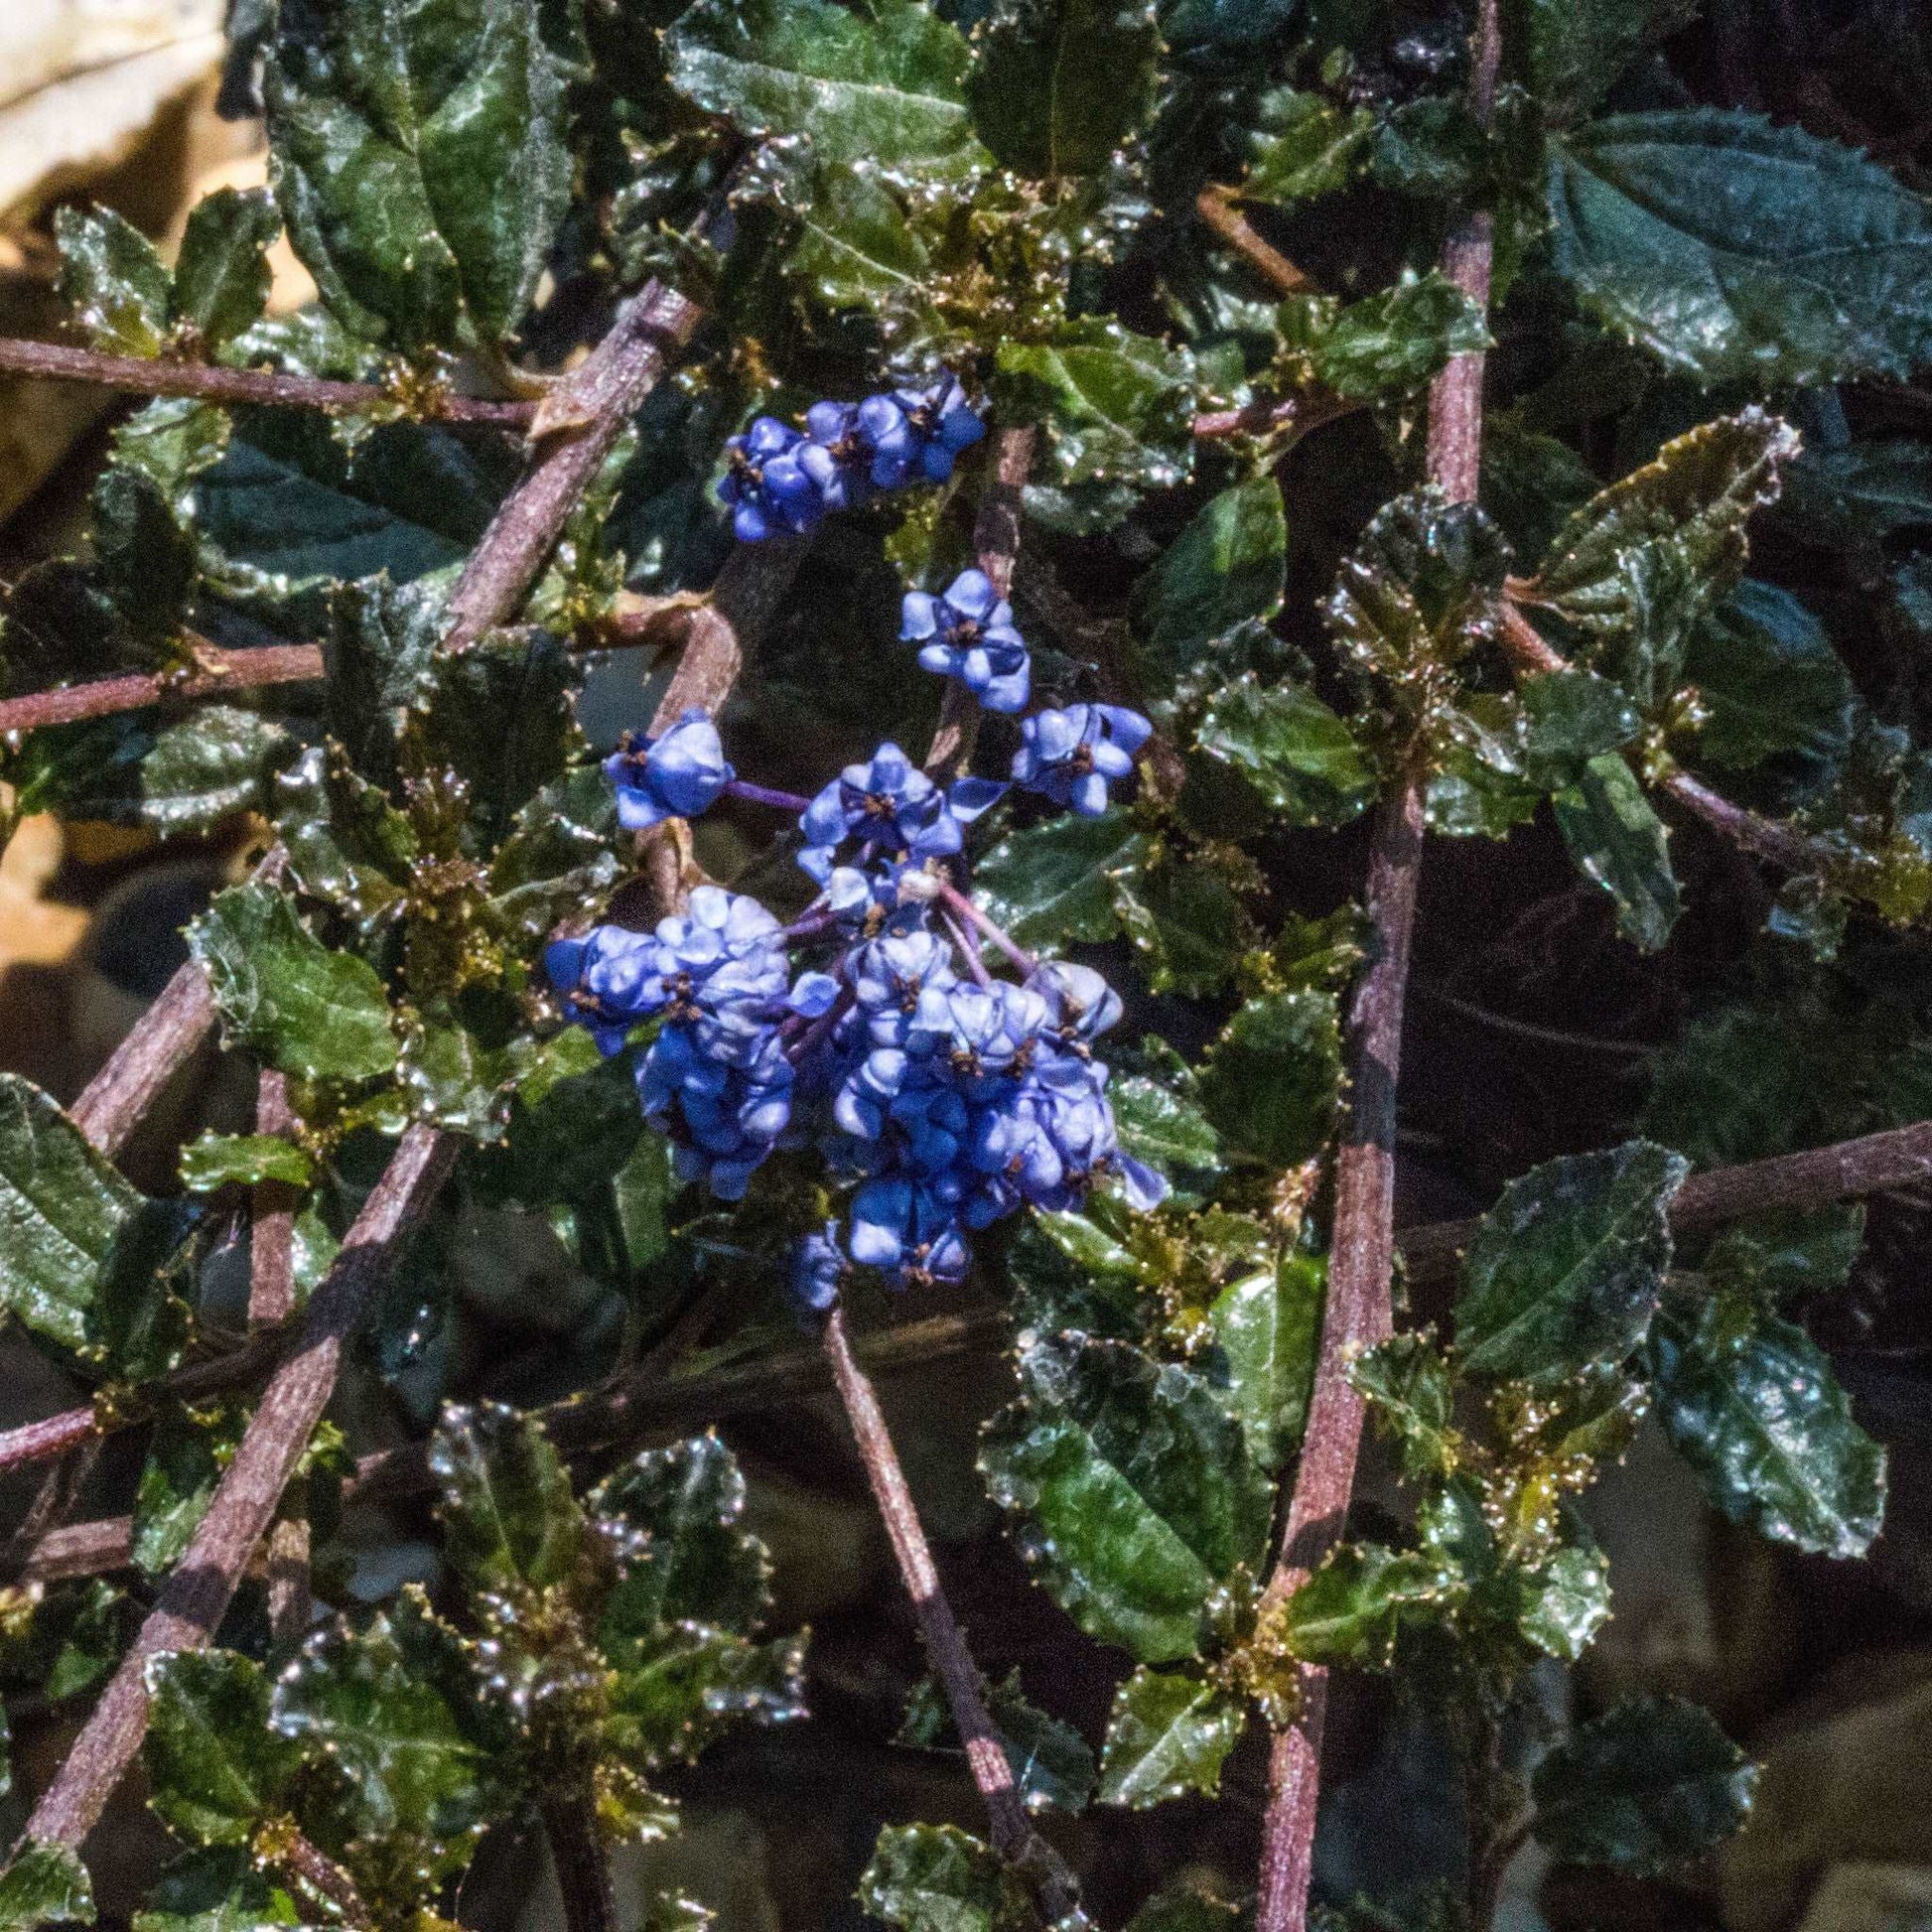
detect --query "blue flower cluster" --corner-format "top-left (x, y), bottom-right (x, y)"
top-left (718, 379), bottom-right (984, 543)
top-left (901, 570), bottom-right (1031, 714)
top-left (1012, 704), bottom-right (1154, 817)
top-left (547, 728), bottom-right (1168, 1311)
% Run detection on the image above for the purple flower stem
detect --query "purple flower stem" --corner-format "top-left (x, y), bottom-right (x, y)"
top-left (724, 777), bottom-right (814, 813)
top-left (941, 907), bottom-right (992, 987)
top-left (936, 881), bottom-right (1036, 978)
top-left (786, 983), bottom-right (855, 1066)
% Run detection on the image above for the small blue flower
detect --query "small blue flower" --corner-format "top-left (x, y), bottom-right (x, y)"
top-left (1028, 961), bottom-right (1124, 1047)
top-left (604, 709), bottom-right (736, 831)
top-left (800, 400), bottom-right (873, 513)
top-left (901, 569), bottom-right (1031, 714)
top-left (719, 417), bottom-right (824, 542)
top-left (791, 1222), bottom-right (848, 1312)
top-left (543, 926), bottom-right (660, 1057)
top-left (861, 379), bottom-right (985, 488)
top-left (798, 743), bottom-right (979, 881)
top-left (1012, 704), bottom-right (1153, 816)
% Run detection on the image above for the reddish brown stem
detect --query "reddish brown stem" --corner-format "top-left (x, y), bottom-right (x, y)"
top-left (1195, 185), bottom-right (1313, 295)
top-left (442, 282), bottom-right (702, 652)
top-left (248, 1070), bottom-right (300, 1333)
top-left (1254, 5), bottom-right (1497, 1928)
top-left (925, 427), bottom-right (1035, 781)
top-left (66, 963), bottom-right (218, 1159)
top-left (0, 335), bottom-right (535, 427)
top-left (0, 645), bottom-right (324, 736)
top-left (543, 1788), bottom-right (621, 1932)
top-left (261, 1823), bottom-right (372, 1929)
top-left (19, 1515), bottom-right (134, 1586)
top-left (24, 1125), bottom-right (456, 1851)
top-left (820, 1308), bottom-right (1078, 1919)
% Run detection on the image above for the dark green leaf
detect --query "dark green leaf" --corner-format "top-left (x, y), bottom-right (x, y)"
top-left (1531, 1696), bottom-right (1755, 1871)
top-left (590, 1435), bottom-right (773, 1635)
top-left (267, 0), bottom-right (572, 348)
top-left (1529, 0), bottom-right (1701, 121)
top-left (0, 1074), bottom-right (150, 1360)
top-left (1161, 0), bottom-right (1294, 52)
top-left (180, 1133), bottom-right (314, 1192)
top-left (975, 807), bottom-right (1150, 948)
top-left (1193, 677), bottom-right (1375, 826)
top-left (1513, 1536), bottom-right (1613, 1662)
top-left (1285, 1544), bottom-right (1461, 1669)
top-left (1312, 272), bottom-right (1489, 400)
top-left (1007, 1212), bottom-right (1148, 1340)
top-left (1649, 1304), bottom-right (1886, 1559)
top-left (1547, 110), bottom-right (1932, 384)
top-left (1350, 1333), bottom-right (1459, 1481)
top-left (1779, 439), bottom-right (1932, 546)
top-left (275, 748), bottom-right (417, 937)
top-left (132, 1848), bottom-right (308, 1932)
top-left (1209, 1255), bottom-right (1323, 1471)
top-left (138, 708), bottom-right (292, 838)
top-left (270, 1591), bottom-right (505, 1871)
top-left (1703, 1206), bottom-right (1864, 1304)
top-left (998, 320), bottom-right (1197, 494)
top-left (970, 0), bottom-right (1160, 178)
top-left (1132, 477), bottom-right (1286, 699)
top-left (1533, 409), bottom-right (1799, 711)
top-left (1456, 1141), bottom-right (1689, 1384)
top-left (857, 1824), bottom-right (1035, 1932)
top-left (1517, 669), bottom-right (1641, 789)
top-left (143, 1650), bottom-right (300, 1847)
top-left (665, 0), bottom-right (986, 176)
top-left (598, 1613), bottom-right (806, 1769)
top-left (428, 1401), bottom-right (588, 1597)
top-left (1114, 854), bottom-right (1255, 998)
top-left (898, 1669), bottom-right (1096, 1815)
top-left (1108, 1071), bottom-right (1223, 1206)
top-left (0, 1843), bottom-right (95, 1931)
top-left (190, 884), bottom-right (399, 1084)
top-left (1553, 752), bottom-right (1681, 952)
top-left (1123, 1877), bottom-right (1243, 1932)
top-left (133, 1407), bottom-right (242, 1577)
top-left (980, 1334), bottom-right (1273, 1663)
top-left (1245, 88), bottom-right (1375, 204)
top-left (1197, 991), bottom-right (1342, 1170)
top-left (55, 206), bottom-right (170, 357)
top-left (787, 161), bottom-right (932, 313)
top-left (1097, 1666), bottom-right (1244, 1808)
top-left (174, 189), bottom-right (282, 349)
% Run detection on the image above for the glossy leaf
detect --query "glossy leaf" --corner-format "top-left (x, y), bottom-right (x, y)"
top-left (1132, 477), bottom-right (1287, 699)
top-left (1703, 1206), bottom-right (1864, 1304)
top-left (1007, 1211), bottom-right (1148, 1340)
top-left (665, 0), bottom-right (986, 176)
top-left (858, 1824), bottom-right (1035, 1932)
top-left (180, 1133), bottom-right (314, 1193)
top-left (1649, 1304), bottom-right (1886, 1559)
top-left (1196, 991), bottom-right (1343, 1170)
top-left (1097, 1666), bottom-right (1244, 1808)
top-left (1529, 0), bottom-right (1700, 120)
top-left (1517, 669), bottom-right (1642, 789)
top-left (1312, 272), bottom-right (1489, 399)
top-left (1552, 752), bottom-right (1682, 952)
top-left (970, 0), bottom-right (1160, 178)
top-left (1245, 88), bottom-right (1375, 204)
top-left (143, 1651), bottom-right (300, 1848)
top-left (1350, 1333), bottom-right (1459, 1481)
top-left (1455, 1141), bottom-right (1689, 1385)
top-left (975, 807), bottom-right (1150, 948)
top-left (190, 884), bottom-right (399, 1085)
top-left (0, 1844), bottom-right (94, 1931)
top-left (132, 1407), bottom-right (242, 1577)
top-left (1193, 677), bottom-right (1375, 826)
top-left (1532, 409), bottom-right (1799, 710)
top-left (1114, 853), bottom-right (1256, 997)
top-left (1285, 1544), bottom-right (1461, 1669)
top-left (998, 320), bottom-right (1197, 493)
top-left (899, 1668), bottom-right (1096, 1814)
top-left (788, 161), bottom-right (932, 312)
top-left (428, 1402), bottom-right (589, 1598)
top-left (132, 1848), bottom-right (308, 1932)
top-left (55, 207), bottom-right (170, 357)
top-left (1549, 110), bottom-right (1932, 384)
top-left (0, 1074), bottom-right (149, 1360)
top-left (1780, 440), bottom-right (1932, 547)
top-left (1686, 581), bottom-right (1856, 774)
top-left (1531, 1696), bottom-right (1756, 1871)
top-left (267, 0), bottom-right (572, 348)
top-left (1108, 1070), bottom-right (1223, 1205)
top-left (1513, 1537), bottom-right (1613, 1662)
top-left (981, 1334), bottom-right (1273, 1663)
top-left (174, 189), bottom-right (282, 349)
top-left (1208, 1255), bottom-right (1323, 1471)
top-left (137, 709), bottom-right (293, 838)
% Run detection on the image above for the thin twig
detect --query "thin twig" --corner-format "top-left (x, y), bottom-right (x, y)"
top-left (19, 1516), bottom-right (133, 1586)
top-left (248, 1071), bottom-right (300, 1333)
top-left (258, 1821), bottom-right (372, 1929)
top-left (820, 1309), bottom-right (1079, 1920)
top-left (24, 1126), bottom-right (457, 1851)
top-left (442, 281), bottom-right (703, 653)
top-left (1195, 185), bottom-right (1313, 295)
top-left (1253, 6), bottom-right (1499, 1930)
top-left (0, 335), bottom-right (535, 427)
top-left (67, 961), bottom-right (219, 1159)
top-left (0, 645), bottom-right (324, 737)
top-left (925, 426), bottom-right (1035, 782)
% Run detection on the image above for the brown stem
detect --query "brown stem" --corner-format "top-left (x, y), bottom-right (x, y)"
top-left (67, 962), bottom-right (218, 1159)
top-left (0, 335), bottom-right (535, 428)
top-left (1255, 6), bottom-right (1497, 1929)
top-left (248, 1071), bottom-right (300, 1333)
top-left (1195, 185), bottom-right (1313, 296)
top-left (260, 1822), bottom-right (372, 1929)
top-left (265, 1514), bottom-right (311, 1650)
top-left (441, 282), bottom-right (702, 653)
top-left (648, 539), bottom-right (807, 738)
top-left (820, 1309), bottom-right (1078, 1920)
top-left (19, 1516), bottom-right (133, 1586)
top-left (0, 644), bottom-right (324, 737)
top-left (925, 427), bottom-right (1035, 782)
top-left (24, 1125), bottom-right (456, 1851)
top-left (543, 1788), bottom-right (620, 1932)
top-left (1191, 392), bottom-right (1364, 444)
